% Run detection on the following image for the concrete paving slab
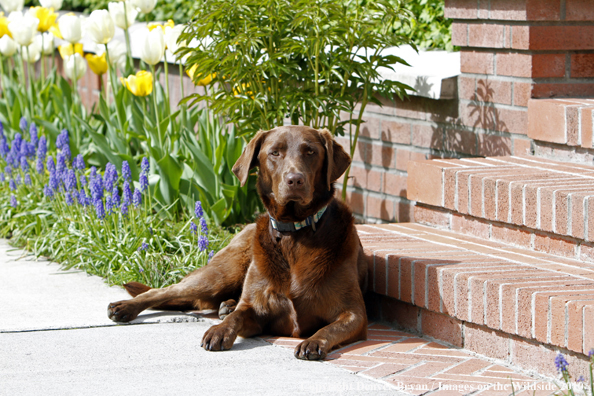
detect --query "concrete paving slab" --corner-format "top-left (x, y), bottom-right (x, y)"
top-left (0, 240), bottom-right (203, 332)
top-left (0, 321), bottom-right (400, 396)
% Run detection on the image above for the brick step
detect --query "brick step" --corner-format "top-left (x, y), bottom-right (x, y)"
top-left (407, 154), bottom-right (594, 262)
top-left (357, 223), bottom-right (594, 379)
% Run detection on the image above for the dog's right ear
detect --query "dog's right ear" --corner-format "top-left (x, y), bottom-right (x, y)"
top-left (232, 129), bottom-right (270, 187)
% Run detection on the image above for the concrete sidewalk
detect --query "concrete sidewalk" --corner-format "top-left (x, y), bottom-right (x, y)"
top-left (0, 240), bottom-right (400, 396)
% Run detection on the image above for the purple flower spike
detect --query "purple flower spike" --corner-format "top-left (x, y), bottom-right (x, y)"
top-left (195, 201), bottom-right (203, 218)
top-left (555, 353), bottom-right (569, 374)
top-left (132, 188), bottom-right (141, 207)
top-left (10, 194), bottom-right (17, 208)
top-left (122, 161), bottom-right (131, 182)
top-left (198, 235), bottom-right (209, 252)
top-left (19, 117), bottom-right (27, 132)
top-left (190, 221), bottom-right (197, 234)
top-left (200, 217), bottom-right (208, 235)
top-left (140, 172), bottom-right (148, 192)
top-left (141, 157), bottom-right (149, 173)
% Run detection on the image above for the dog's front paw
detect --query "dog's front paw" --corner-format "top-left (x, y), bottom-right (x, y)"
top-left (107, 301), bottom-right (139, 322)
top-left (294, 338), bottom-right (329, 360)
top-left (201, 324), bottom-right (237, 351)
top-left (218, 299), bottom-right (237, 320)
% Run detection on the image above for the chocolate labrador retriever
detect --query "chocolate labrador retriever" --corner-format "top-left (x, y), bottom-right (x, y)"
top-left (107, 126), bottom-right (368, 360)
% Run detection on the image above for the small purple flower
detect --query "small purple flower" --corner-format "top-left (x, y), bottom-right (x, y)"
top-left (43, 184), bottom-right (54, 198)
top-left (19, 117), bottom-right (27, 132)
top-left (122, 161), bottom-right (131, 182)
top-left (0, 138), bottom-right (9, 158)
top-left (122, 181), bottom-right (132, 203)
top-left (4, 165), bottom-right (11, 176)
top-left (94, 198), bottom-right (105, 220)
top-left (65, 169), bottom-right (76, 192)
top-left (24, 174), bottom-right (31, 186)
top-left (78, 189), bottom-right (89, 206)
top-left (141, 157), bottom-right (149, 174)
top-left (9, 179), bottom-right (16, 191)
top-left (0, 172), bottom-right (4, 182)
top-left (14, 174), bottom-right (20, 185)
top-left (198, 235), bottom-right (209, 251)
top-left (57, 152), bottom-right (67, 175)
top-left (29, 123), bottom-right (38, 148)
top-left (120, 199), bottom-right (129, 217)
top-left (208, 250), bottom-right (214, 262)
top-left (589, 349), bottom-right (594, 359)
top-left (195, 201), bottom-right (203, 218)
top-left (56, 129), bottom-right (69, 150)
top-left (140, 172), bottom-right (148, 192)
top-left (112, 186), bottom-right (120, 207)
top-left (90, 166), bottom-right (97, 179)
top-left (555, 353), bottom-right (569, 374)
top-left (105, 195), bottom-right (113, 214)
top-left (61, 144), bottom-right (71, 161)
top-left (73, 154), bottom-right (85, 171)
top-left (79, 174), bottom-right (87, 187)
top-left (132, 188), bottom-right (141, 207)
top-left (0, 120), bottom-right (3, 138)
top-left (104, 163), bottom-right (117, 192)
top-left (90, 173), bottom-right (104, 200)
top-left (190, 221), bottom-right (197, 234)
top-left (65, 192), bottom-right (74, 206)
top-left (20, 156), bottom-right (28, 172)
top-left (37, 136), bottom-right (47, 161)
top-left (46, 156), bottom-right (55, 173)
top-left (10, 194), bottom-right (17, 208)
top-left (577, 376), bottom-right (586, 383)
top-left (137, 242), bottom-right (149, 252)
top-left (36, 157), bottom-right (44, 174)
top-left (200, 217), bottom-right (208, 235)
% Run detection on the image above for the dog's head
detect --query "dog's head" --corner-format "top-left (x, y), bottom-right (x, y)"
top-left (232, 126), bottom-right (351, 220)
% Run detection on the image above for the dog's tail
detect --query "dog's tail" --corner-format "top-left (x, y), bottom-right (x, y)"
top-left (122, 282), bottom-right (196, 312)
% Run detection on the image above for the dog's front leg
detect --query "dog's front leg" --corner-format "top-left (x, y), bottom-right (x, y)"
top-left (201, 303), bottom-right (263, 351)
top-left (294, 308), bottom-right (367, 361)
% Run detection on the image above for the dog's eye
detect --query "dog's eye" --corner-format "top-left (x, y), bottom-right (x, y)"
top-left (270, 151), bottom-right (279, 156)
top-left (306, 149), bottom-right (314, 155)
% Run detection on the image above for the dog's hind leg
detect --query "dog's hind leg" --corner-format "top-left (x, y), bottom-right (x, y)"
top-left (107, 224), bottom-right (256, 322)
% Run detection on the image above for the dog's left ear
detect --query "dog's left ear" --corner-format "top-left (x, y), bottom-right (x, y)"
top-left (319, 128), bottom-right (351, 191)
top-left (232, 129), bottom-right (270, 187)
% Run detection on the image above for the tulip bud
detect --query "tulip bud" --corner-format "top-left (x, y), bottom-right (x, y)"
top-left (21, 39), bottom-right (41, 63)
top-left (58, 13), bottom-right (83, 44)
top-left (85, 9), bottom-right (114, 45)
top-left (0, 0), bottom-right (24, 13)
top-left (85, 53), bottom-right (108, 75)
top-left (34, 31), bottom-right (54, 55)
top-left (8, 13), bottom-right (38, 46)
top-left (138, 26), bottom-right (164, 66)
top-left (120, 70), bottom-right (153, 96)
top-left (130, 0), bottom-right (156, 15)
top-left (29, 6), bottom-right (58, 32)
top-left (0, 34), bottom-right (16, 56)
top-left (39, 0), bottom-right (63, 11)
top-left (108, 1), bottom-right (137, 30)
top-left (64, 53), bottom-right (87, 81)
top-left (164, 24), bottom-right (185, 54)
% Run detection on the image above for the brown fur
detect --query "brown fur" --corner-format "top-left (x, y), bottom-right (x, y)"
top-left (107, 126), bottom-right (368, 360)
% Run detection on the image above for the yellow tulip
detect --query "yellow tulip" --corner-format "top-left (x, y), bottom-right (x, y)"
top-left (0, 13), bottom-right (11, 38)
top-left (85, 53), bottom-right (108, 75)
top-left (29, 7), bottom-right (58, 32)
top-left (186, 64), bottom-right (215, 86)
top-left (58, 43), bottom-right (82, 59)
top-left (120, 70), bottom-right (153, 97)
top-left (164, 19), bottom-right (174, 29)
top-left (148, 19), bottom-right (174, 33)
top-left (49, 22), bottom-right (61, 39)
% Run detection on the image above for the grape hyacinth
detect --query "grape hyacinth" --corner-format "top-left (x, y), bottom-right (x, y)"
top-left (19, 117), bottom-right (27, 132)
top-left (195, 201), bottom-right (204, 218)
top-left (20, 156), bottom-right (28, 172)
top-left (65, 169), bottom-right (76, 192)
top-left (29, 123), bottom-right (38, 148)
top-left (112, 186), bottom-right (120, 207)
top-left (141, 157), bottom-right (149, 174)
top-left (137, 242), bottom-right (149, 252)
top-left (10, 194), bottom-right (17, 208)
top-left (79, 174), bottom-right (87, 187)
top-left (0, 172), bottom-right (4, 182)
top-left (56, 129), bottom-right (69, 150)
top-left (105, 195), bottom-right (113, 214)
top-left (132, 188), bottom-right (141, 207)
top-left (104, 163), bottom-right (117, 192)
top-left (47, 156), bottom-right (55, 173)
top-left (200, 217), bottom-right (208, 234)
top-left (190, 221), bottom-right (197, 234)
top-left (0, 138), bottom-right (8, 158)
top-left (140, 172), bottom-right (148, 192)
top-left (43, 184), bottom-right (54, 198)
top-left (15, 174), bottom-right (20, 186)
top-left (198, 235), bottom-right (209, 252)
top-left (65, 192), bottom-right (74, 206)
top-left (208, 250), bottom-right (214, 262)
top-left (36, 157), bottom-right (44, 174)
top-left (9, 179), bottom-right (16, 191)
top-left (73, 154), bottom-right (85, 171)
top-left (122, 181), bottom-right (132, 204)
top-left (555, 353), bottom-right (569, 374)
top-left (24, 174), bottom-right (31, 186)
top-left (120, 198), bottom-right (129, 217)
top-left (122, 161), bottom-right (131, 182)
top-left (94, 198), bottom-right (106, 220)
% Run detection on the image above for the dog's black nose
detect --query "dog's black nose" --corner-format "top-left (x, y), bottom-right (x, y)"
top-left (285, 172), bottom-right (305, 188)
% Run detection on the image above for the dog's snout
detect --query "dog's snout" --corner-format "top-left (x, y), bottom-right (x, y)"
top-left (285, 172), bottom-right (305, 188)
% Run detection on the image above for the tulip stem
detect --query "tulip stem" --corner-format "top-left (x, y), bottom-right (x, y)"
top-left (23, 46), bottom-right (35, 118)
top-left (150, 64), bottom-right (163, 147)
top-left (0, 56), bottom-right (4, 95)
top-left (40, 34), bottom-right (45, 86)
top-left (123, 2), bottom-right (133, 74)
top-left (179, 63), bottom-right (184, 99)
top-left (163, 52), bottom-right (170, 110)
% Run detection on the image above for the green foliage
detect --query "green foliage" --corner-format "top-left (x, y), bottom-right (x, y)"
top-left (395, 0), bottom-right (453, 51)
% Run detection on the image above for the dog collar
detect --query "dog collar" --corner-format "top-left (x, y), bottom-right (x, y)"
top-left (269, 205), bottom-right (327, 232)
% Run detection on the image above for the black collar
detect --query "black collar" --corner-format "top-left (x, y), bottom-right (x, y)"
top-left (269, 205), bottom-right (328, 232)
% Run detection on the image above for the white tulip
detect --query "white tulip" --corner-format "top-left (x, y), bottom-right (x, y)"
top-left (21, 39), bottom-right (41, 63)
top-left (64, 53), bottom-right (87, 81)
top-left (131, 0), bottom-right (156, 14)
top-left (34, 32), bottom-right (54, 55)
top-left (108, 1), bottom-right (137, 30)
top-left (8, 13), bottom-right (38, 46)
top-left (0, 35), bottom-right (17, 56)
top-left (58, 13), bottom-right (83, 44)
top-left (138, 26), bottom-right (164, 66)
top-left (106, 40), bottom-right (126, 70)
top-left (39, 0), bottom-right (63, 10)
top-left (164, 24), bottom-right (184, 54)
top-left (0, 0), bottom-right (23, 13)
top-left (85, 9), bottom-right (114, 45)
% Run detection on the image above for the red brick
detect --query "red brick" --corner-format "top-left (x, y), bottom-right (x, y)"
top-left (444, 128), bottom-right (477, 156)
top-left (532, 54), bottom-right (566, 78)
top-left (360, 363), bottom-right (410, 378)
top-left (571, 54), bottom-right (594, 78)
top-left (412, 124), bottom-right (443, 149)
top-left (496, 53), bottom-right (531, 77)
top-left (511, 25), bottom-right (530, 49)
top-left (532, 83), bottom-right (594, 99)
top-left (512, 137), bottom-right (532, 155)
top-left (527, 99), bottom-right (568, 144)
top-left (468, 24), bottom-right (505, 48)
top-left (381, 297), bottom-right (420, 331)
top-left (344, 190), bottom-right (364, 216)
top-left (370, 143), bottom-right (395, 169)
top-left (451, 22), bottom-right (468, 47)
top-left (383, 172), bottom-right (407, 197)
top-left (359, 116), bottom-right (380, 139)
top-left (476, 78), bottom-right (512, 105)
top-left (443, 358), bottom-right (492, 375)
top-left (464, 323), bottom-right (509, 361)
top-left (414, 205), bottom-right (451, 228)
top-left (566, 0), bottom-right (594, 21)
top-left (421, 310), bottom-right (463, 347)
top-left (533, 233), bottom-right (576, 258)
top-left (529, 26), bottom-right (594, 50)
top-left (582, 107), bottom-right (594, 149)
top-left (381, 120), bottom-right (411, 145)
top-left (478, 133), bottom-right (512, 156)
top-left (338, 340), bottom-right (392, 355)
top-left (367, 195), bottom-right (395, 221)
top-left (585, 305), bottom-right (594, 355)
top-left (513, 82), bottom-right (532, 107)
top-left (444, 0), bottom-right (479, 19)
top-left (490, 224), bottom-right (532, 248)
top-left (526, 0), bottom-right (562, 20)
top-left (461, 51), bottom-right (494, 75)
top-left (451, 214), bottom-right (490, 240)
top-left (407, 160), bottom-right (444, 206)
top-left (396, 149), bottom-right (426, 172)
